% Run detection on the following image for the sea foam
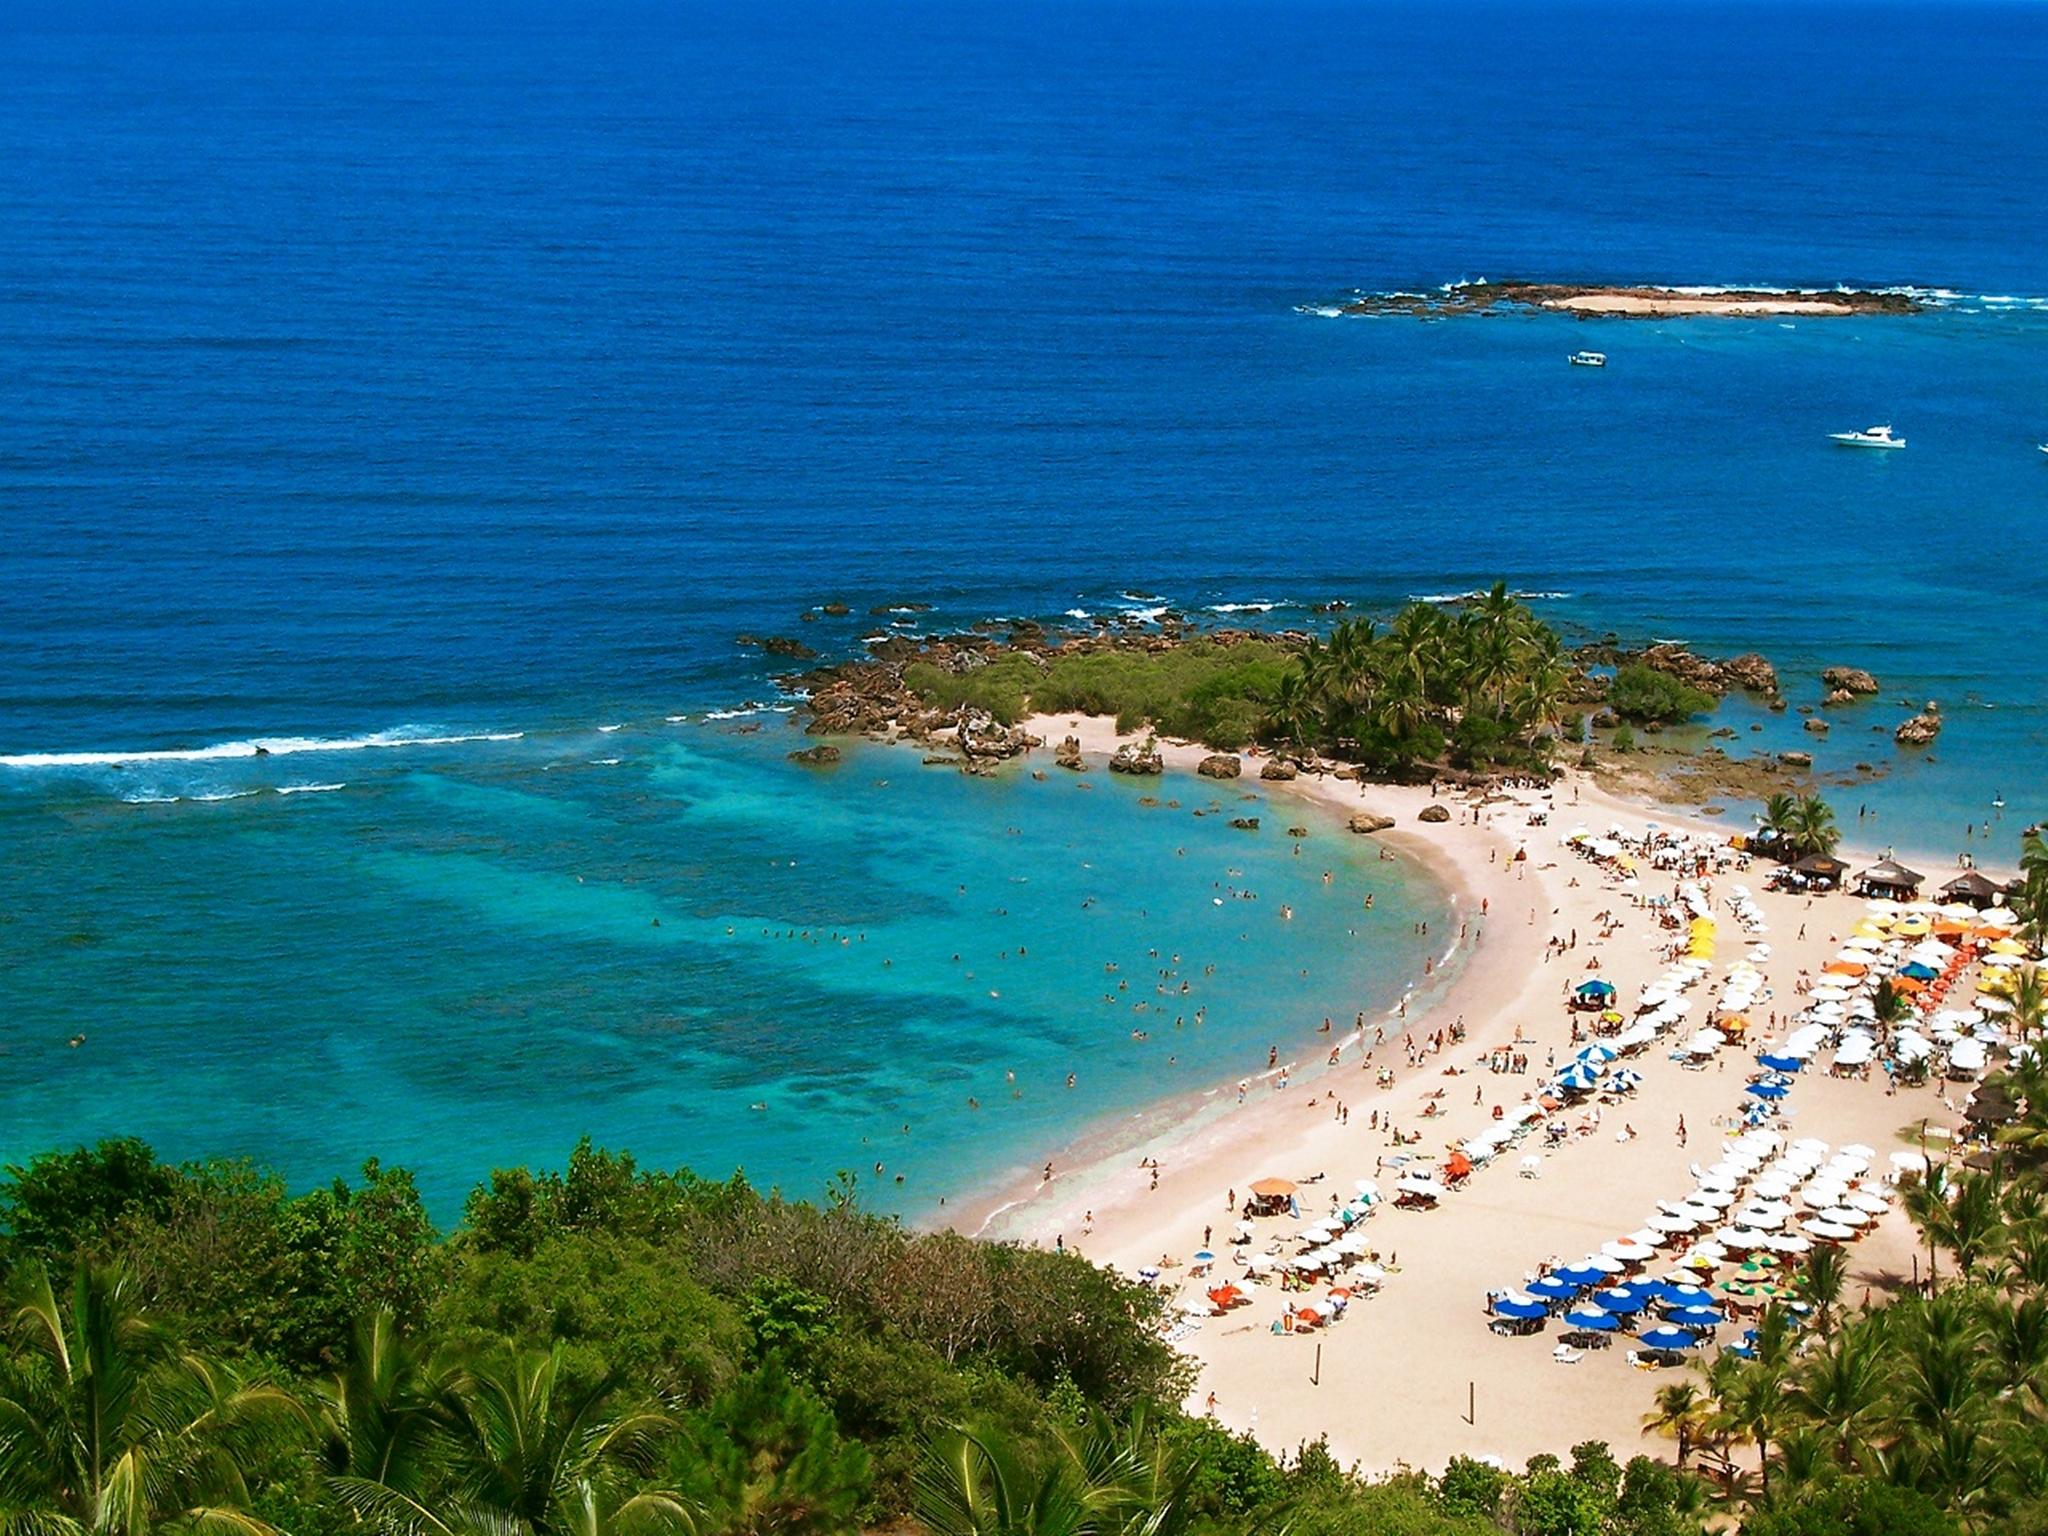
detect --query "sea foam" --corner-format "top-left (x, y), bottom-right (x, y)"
top-left (1, 728), bottom-right (523, 770)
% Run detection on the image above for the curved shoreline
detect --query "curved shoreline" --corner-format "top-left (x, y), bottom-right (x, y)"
top-left (944, 714), bottom-right (1510, 1245)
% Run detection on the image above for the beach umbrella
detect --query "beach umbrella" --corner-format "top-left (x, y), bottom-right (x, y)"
top-left (1802, 1219), bottom-right (1856, 1241)
top-left (1193, 1250), bottom-right (1215, 1264)
top-left (1639, 1326), bottom-right (1698, 1351)
top-left (1527, 1277), bottom-right (1579, 1301)
top-left (1602, 1239), bottom-right (1655, 1262)
top-left (1746, 1082), bottom-right (1790, 1101)
top-left (1661, 1283), bottom-right (1713, 1306)
top-left (1668, 1306), bottom-right (1724, 1329)
top-left (1649, 1213), bottom-right (1697, 1235)
top-left (1849, 1191), bottom-right (1890, 1215)
top-left (1554, 1264), bottom-right (1606, 1288)
top-left (1491, 1297), bottom-right (1548, 1320)
top-left (1756, 1052), bottom-right (1804, 1073)
top-left (1584, 1253), bottom-right (1625, 1274)
top-left (1594, 1288), bottom-right (1649, 1315)
top-left (1842, 1143), bottom-right (1877, 1159)
top-left (1564, 1308), bottom-right (1620, 1332)
top-left (1820, 1206), bottom-right (1871, 1227)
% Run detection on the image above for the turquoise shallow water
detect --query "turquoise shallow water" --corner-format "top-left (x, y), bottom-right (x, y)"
top-left (3, 0), bottom-right (2045, 1214)
top-left (0, 721), bottom-right (1443, 1217)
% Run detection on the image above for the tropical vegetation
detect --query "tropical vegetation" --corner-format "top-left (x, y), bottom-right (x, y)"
top-left (1759, 793), bottom-right (1842, 860)
top-left (3, 1137), bottom-right (1724, 1536)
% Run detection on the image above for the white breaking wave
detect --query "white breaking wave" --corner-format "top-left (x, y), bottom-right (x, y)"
top-left (1410, 588), bottom-right (1575, 605)
top-left (1, 728), bottom-right (524, 770)
top-left (597, 723), bottom-right (624, 733)
top-left (277, 782), bottom-right (347, 795)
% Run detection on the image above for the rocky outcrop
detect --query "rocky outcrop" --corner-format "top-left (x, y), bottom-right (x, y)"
top-left (738, 634), bottom-right (819, 660)
top-left (1349, 813), bottom-right (1395, 834)
top-left (1723, 653), bottom-right (1781, 695)
top-left (819, 601), bottom-right (850, 617)
top-left (1803, 718), bottom-right (1829, 735)
top-left (1776, 750), bottom-right (1813, 768)
top-left (1259, 760), bottom-right (1298, 781)
top-left (1896, 704), bottom-right (1942, 746)
top-left (1229, 816), bottom-right (1260, 831)
top-left (788, 745), bottom-right (841, 767)
top-left (1054, 735), bottom-right (1085, 770)
top-left (955, 708), bottom-right (1037, 761)
top-left (1822, 666), bottom-right (1880, 699)
top-left (1197, 754), bottom-right (1242, 779)
top-left (1637, 644), bottom-right (1779, 697)
top-left (1417, 804), bottom-right (1451, 824)
top-left (1109, 741), bottom-right (1164, 775)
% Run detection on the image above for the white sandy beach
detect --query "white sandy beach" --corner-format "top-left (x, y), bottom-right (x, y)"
top-left (1541, 294), bottom-right (1866, 316)
top-left (962, 715), bottom-right (1969, 1474)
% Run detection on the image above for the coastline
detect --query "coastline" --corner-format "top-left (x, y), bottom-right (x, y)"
top-left (939, 713), bottom-right (1976, 1474)
top-left (948, 712), bottom-right (1511, 1245)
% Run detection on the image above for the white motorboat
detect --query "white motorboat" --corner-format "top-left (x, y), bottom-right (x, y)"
top-left (1569, 350), bottom-right (1607, 368)
top-left (1829, 424), bottom-right (1905, 449)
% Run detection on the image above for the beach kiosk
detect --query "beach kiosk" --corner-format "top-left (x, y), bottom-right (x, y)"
top-left (1939, 870), bottom-right (2004, 910)
top-left (1855, 859), bottom-right (1925, 902)
top-left (1790, 854), bottom-right (1848, 891)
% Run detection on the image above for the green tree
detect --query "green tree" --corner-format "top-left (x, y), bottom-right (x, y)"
top-left (0, 1141), bottom-right (175, 1265)
top-left (0, 1263), bottom-right (307, 1536)
top-left (1607, 665), bottom-right (1713, 726)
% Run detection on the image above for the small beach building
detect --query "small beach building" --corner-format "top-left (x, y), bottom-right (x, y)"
top-left (1791, 854), bottom-right (1848, 890)
top-left (1940, 870), bottom-right (2005, 909)
top-left (1855, 859), bottom-right (1925, 901)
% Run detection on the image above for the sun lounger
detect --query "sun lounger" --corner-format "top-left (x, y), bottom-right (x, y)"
top-left (1552, 1344), bottom-right (1585, 1364)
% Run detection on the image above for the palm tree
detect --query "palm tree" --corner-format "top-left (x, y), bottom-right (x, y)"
top-left (0, 1263), bottom-right (307, 1536)
top-left (1640, 1381), bottom-right (1709, 1469)
top-left (334, 1346), bottom-right (681, 1536)
top-left (1903, 1165), bottom-right (1955, 1290)
top-left (2009, 966), bottom-right (2048, 1046)
top-left (1783, 1327), bottom-right (1888, 1468)
top-left (1976, 1291), bottom-right (2048, 1414)
top-left (1782, 795), bottom-right (1841, 861)
top-left (915, 1412), bottom-right (1188, 1536)
top-left (1799, 1245), bottom-right (1849, 1335)
top-left (318, 1311), bottom-right (459, 1491)
top-left (1760, 792), bottom-right (1798, 844)
top-left (1942, 1171), bottom-right (2009, 1280)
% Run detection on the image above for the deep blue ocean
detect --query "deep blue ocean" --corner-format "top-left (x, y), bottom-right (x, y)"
top-left (3, 0), bottom-right (2044, 1217)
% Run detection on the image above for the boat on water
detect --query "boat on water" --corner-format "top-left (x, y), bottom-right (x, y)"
top-left (1569, 350), bottom-right (1606, 368)
top-left (1829, 424), bottom-right (1905, 449)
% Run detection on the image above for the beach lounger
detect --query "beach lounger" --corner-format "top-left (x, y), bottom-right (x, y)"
top-left (1552, 1344), bottom-right (1584, 1365)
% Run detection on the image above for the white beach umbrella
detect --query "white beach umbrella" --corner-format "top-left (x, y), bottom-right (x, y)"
top-left (1804, 1219), bottom-right (1858, 1242)
top-left (1849, 1190), bottom-right (1891, 1214)
top-left (1602, 1238), bottom-right (1655, 1261)
top-left (1650, 1213), bottom-right (1697, 1235)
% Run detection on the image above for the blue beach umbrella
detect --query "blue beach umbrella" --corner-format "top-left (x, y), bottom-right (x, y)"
top-left (1722, 1342), bottom-right (1756, 1359)
top-left (1746, 1082), bottom-right (1790, 1100)
top-left (1638, 1326), bottom-right (1698, 1350)
top-left (1595, 1288), bottom-right (1649, 1314)
top-left (1577, 1044), bottom-right (1618, 1064)
top-left (1555, 1264), bottom-right (1606, 1288)
top-left (1901, 961), bottom-right (1939, 980)
top-left (1557, 1064), bottom-right (1600, 1092)
top-left (1662, 1283), bottom-right (1713, 1306)
top-left (1576, 979), bottom-right (1616, 998)
top-left (1757, 1053), bottom-right (1804, 1073)
top-left (1563, 1309), bottom-right (1620, 1332)
top-left (1527, 1277), bottom-right (1579, 1301)
top-left (1491, 1298), bottom-right (1548, 1320)
top-left (1669, 1306), bottom-right (1724, 1329)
